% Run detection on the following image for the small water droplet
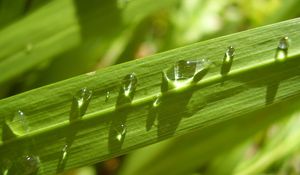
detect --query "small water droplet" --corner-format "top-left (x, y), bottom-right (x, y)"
top-left (114, 123), bottom-right (126, 142)
top-left (163, 59), bottom-right (210, 90)
top-left (221, 46), bottom-right (235, 75)
top-left (7, 154), bottom-right (40, 175)
top-left (120, 73), bottom-right (137, 101)
top-left (56, 144), bottom-right (69, 173)
top-left (146, 96), bottom-right (160, 131)
top-left (69, 88), bottom-right (93, 122)
top-left (105, 91), bottom-right (110, 102)
top-left (153, 96), bottom-right (161, 107)
top-left (61, 145), bottom-right (68, 162)
top-left (275, 36), bottom-right (289, 62)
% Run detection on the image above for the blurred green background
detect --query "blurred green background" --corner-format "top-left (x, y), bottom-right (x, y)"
top-left (1, 0), bottom-right (300, 174)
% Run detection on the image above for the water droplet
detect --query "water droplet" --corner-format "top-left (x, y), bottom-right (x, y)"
top-left (105, 91), bottom-right (110, 102)
top-left (56, 144), bottom-right (69, 173)
top-left (5, 110), bottom-right (30, 136)
top-left (275, 36), bottom-right (289, 62)
top-left (69, 88), bottom-right (93, 122)
top-left (61, 145), bottom-right (68, 163)
top-left (152, 96), bottom-right (161, 107)
top-left (120, 73), bottom-right (137, 101)
top-left (146, 96), bottom-right (160, 131)
top-left (162, 59), bottom-right (210, 90)
top-left (114, 123), bottom-right (126, 142)
top-left (21, 155), bottom-right (40, 175)
top-left (221, 46), bottom-right (235, 75)
top-left (7, 154), bottom-right (40, 175)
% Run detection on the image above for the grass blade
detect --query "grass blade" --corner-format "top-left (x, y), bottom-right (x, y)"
top-left (1, 18), bottom-right (300, 174)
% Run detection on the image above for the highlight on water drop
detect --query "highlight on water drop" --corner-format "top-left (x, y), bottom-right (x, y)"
top-left (221, 46), bottom-right (235, 75)
top-left (162, 59), bottom-right (211, 91)
top-left (275, 36), bottom-right (289, 62)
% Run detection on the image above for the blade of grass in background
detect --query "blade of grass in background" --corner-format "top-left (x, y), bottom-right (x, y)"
top-left (0, 0), bottom-right (182, 94)
top-left (0, 0), bottom-right (81, 86)
top-left (233, 112), bottom-right (300, 174)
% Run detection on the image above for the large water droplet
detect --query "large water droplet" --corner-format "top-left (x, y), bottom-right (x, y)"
top-left (69, 88), bottom-right (93, 122)
top-left (6, 154), bottom-right (40, 175)
top-left (221, 46), bottom-right (235, 75)
top-left (275, 36), bottom-right (289, 62)
top-left (162, 59), bottom-right (210, 90)
top-left (120, 73), bottom-right (137, 101)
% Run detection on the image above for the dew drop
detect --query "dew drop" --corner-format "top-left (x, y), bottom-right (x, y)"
top-left (7, 154), bottom-right (40, 175)
top-left (21, 155), bottom-right (40, 175)
top-left (69, 88), bottom-right (93, 122)
top-left (56, 144), bottom-right (69, 173)
top-left (61, 145), bottom-right (68, 163)
top-left (221, 46), bottom-right (235, 75)
top-left (120, 73), bottom-right (137, 101)
top-left (146, 96), bottom-right (160, 131)
top-left (225, 46), bottom-right (235, 61)
top-left (114, 123), bottom-right (127, 142)
top-left (275, 36), bottom-right (289, 62)
top-left (163, 59), bottom-right (210, 90)
top-left (5, 110), bottom-right (30, 136)
top-left (105, 91), bottom-right (110, 102)
top-left (152, 96), bottom-right (161, 107)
